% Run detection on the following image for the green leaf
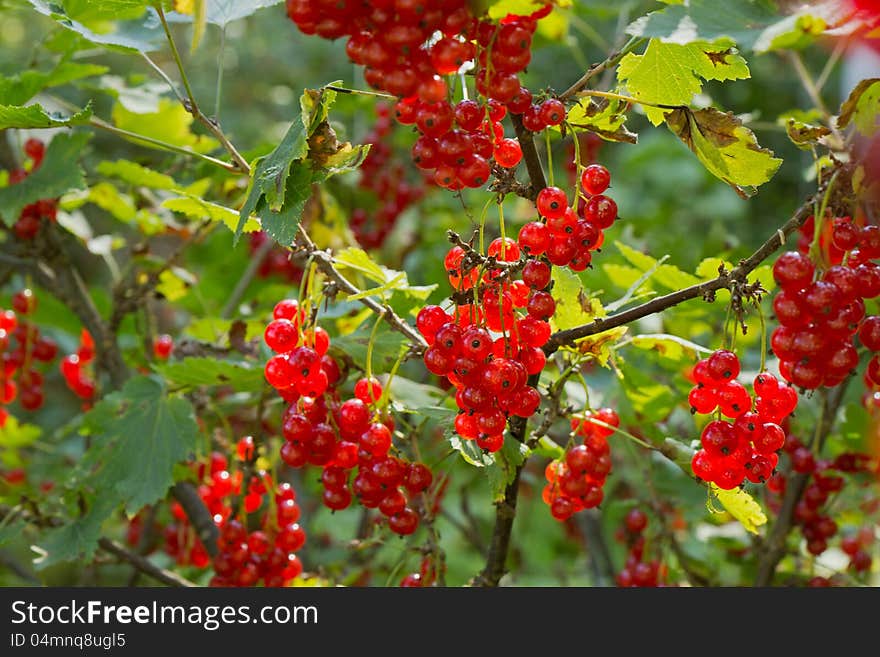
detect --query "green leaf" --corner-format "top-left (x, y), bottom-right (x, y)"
top-left (0, 417), bottom-right (41, 449)
top-left (695, 256), bottom-right (733, 280)
top-left (487, 439), bottom-right (530, 502)
top-left (487, 0), bottom-right (571, 19)
top-left (163, 194), bottom-right (261, 233)
top-left (332, 328), bottom-right (406, 369)
top-left (615, 241), bottom-right (700, 289)
top-left (62, 0), bottom-right (152, 22)
top-left (665, 107), bottom-right (782, 197)
top-left (628, 333), bottom-right (712, 362)
top-left (617, 39), bottom-right (749, 125)
top-left (234, 83), bottom-right (368, 244)
top-left (257, 160), bottom-right (314, 246)
top-left (0, 62), bottom-right (108, 105)
top-left (205, 0), bottom-right (283, 26)
top-left (154, 357), bottom-right (266, 392)
top-left (27, 0), bottom-right (169, 52)
top-left (837, 78), bottom-right (880, 137)
top-left (626, 0), bottom-right (828, 53)
top-left (79, 376), bottom-right (200, 514)
top-left (97, 159), bottom-right (177, 190)
top-left (448, 433), bottom-right (493, 468)
top-left (334, 247), bottom-right (437, 302)
top-left (550, 266), bottom-right (605, 332)
top-left (112, 98), bottom-right (219, 153)
top-left (35, 495), bottom-right (118, 569)
top-left (0, 132), bottom-right (91, 227)
top-left (387, 376), bottom-right (454, 422)
top-left (0, 101), bottom-right (92, 130)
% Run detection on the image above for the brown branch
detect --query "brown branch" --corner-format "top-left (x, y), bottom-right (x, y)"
top-left (544, 191), bottom-right (821, 354)
top-left (154, 5), bottom-right (251, 174)
top-left (172, 481), bottom-right (220, 558)
top-left (754, 382), bottom-right (849, 586)
top-left (0, 504), bottom-right (195, 587)
top-left (559, 36), bottom-right (646, 102)
top-left (510, 113), bottom-right (547, 200)
top-left (472, 111), bottom-right (551, 588)
top-left (98, 538), bottom-right (196, 587)
top-left (294, 227), bottom-right (428, 351)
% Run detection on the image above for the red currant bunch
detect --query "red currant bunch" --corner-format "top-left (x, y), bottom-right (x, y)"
top-left (518, 168), bottom-right (616, 272)
top-left (0, 290), bottom-right (58, 419)
top-left (419, 239), bottom-right (548, 453)
top-left (286, 1), bottom-right (560, 188)
top-left (771, 215), bottom-right (880, 391)
top-left (688, 350), bottom-right (797, 489)
top-left (614, 508), bottom-right (665, 587)
top-left (264, 298), bottom-right (433, 537)
top-left (6, 139), bottom-right (58, 240)
top-left (541, 408), bottom-right (618, 521)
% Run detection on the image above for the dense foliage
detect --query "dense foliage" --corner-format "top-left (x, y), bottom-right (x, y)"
top-left (0, 0), bottom-right (878, 588)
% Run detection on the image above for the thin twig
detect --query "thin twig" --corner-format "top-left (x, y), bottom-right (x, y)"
top-left (98, 538), bottom-right (196, 587)
top-left (154, 4), bottom-right (251, 173)
top-left (294, 227), bottom-right (427, 350)
top-left (544, 184), bottom-right (830, 353)
top-left (559, 36), bottom-right (645, 102)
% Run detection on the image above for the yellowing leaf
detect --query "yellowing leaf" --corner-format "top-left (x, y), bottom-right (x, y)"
top-left (629, 333), bottom-right (711, 361)
top-left (112, 98), bottom-right (218, 154)
top-left (837, 78), bottom-right (880, 137)
top-left (174, 0), bottom-right (195, 12)
top-left (710, 483), bottom-right (767, 535)
top-left (565, 97), bottom-right (637, 144)
top-left (666, 107), bottom-right (782, 197)
top-left (550, 266), bottom-right (605, 332)
top-left (163, 195), bottom-right (261, 234)
top-left (576, 326), bottom-right (628, 367)
top-left (157, 268), bottom-right (193, 302)
top-left (617, 39), bottom-right (750, 125)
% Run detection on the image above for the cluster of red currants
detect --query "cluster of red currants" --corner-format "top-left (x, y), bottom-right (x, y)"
top-left (688, 350), bottom-right (797, 489)
top-left (0, 290), bottom-right (58, 422)
top-left (59, 329), bottom-right (97, 405)
top-left (351, 103), bottom-right (428, 249)
top-left (7, 139), bottom-right (58, 240)
top-left (771, 216), bottom-right (880, 390)
top-left (264, 298), bottom-right (433, 536)
top-left (614, 508), bottom-right (665, 587)
top-left (249, 230), bottom-right (304, 283)
top-left (286, 1), bottom-right (569, 188)
top-left (162, 450), bottom-right (306, 587)
top-left (417, 239), bottom-right (547, 453)
top-left (517, 165), bottom-right (617, 271)
top-left (542, 408), bottom-right (619, 521)
top-left (767, 440), bottom-right (875, 573)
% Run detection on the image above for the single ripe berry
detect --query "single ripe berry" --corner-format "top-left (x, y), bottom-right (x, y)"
top-left (580, 164), bottom-right (611, 195)
top-left (536, 186), bottom-right (568, 219)
top-left (154, 334), bottom-right (173, 360)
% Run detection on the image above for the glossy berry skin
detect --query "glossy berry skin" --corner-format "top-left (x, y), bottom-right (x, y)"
top-left (536, 186), bottom-right (568, 219)
top-left (580, 164), bottom-right (611, 195)
top-left (152, 335), bottom-right (172, 360)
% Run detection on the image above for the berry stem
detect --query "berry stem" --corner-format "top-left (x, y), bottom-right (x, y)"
top-left (364, 310), bottom-right (384, 384)
top-left (544, 129), bottom-right (554, 188)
